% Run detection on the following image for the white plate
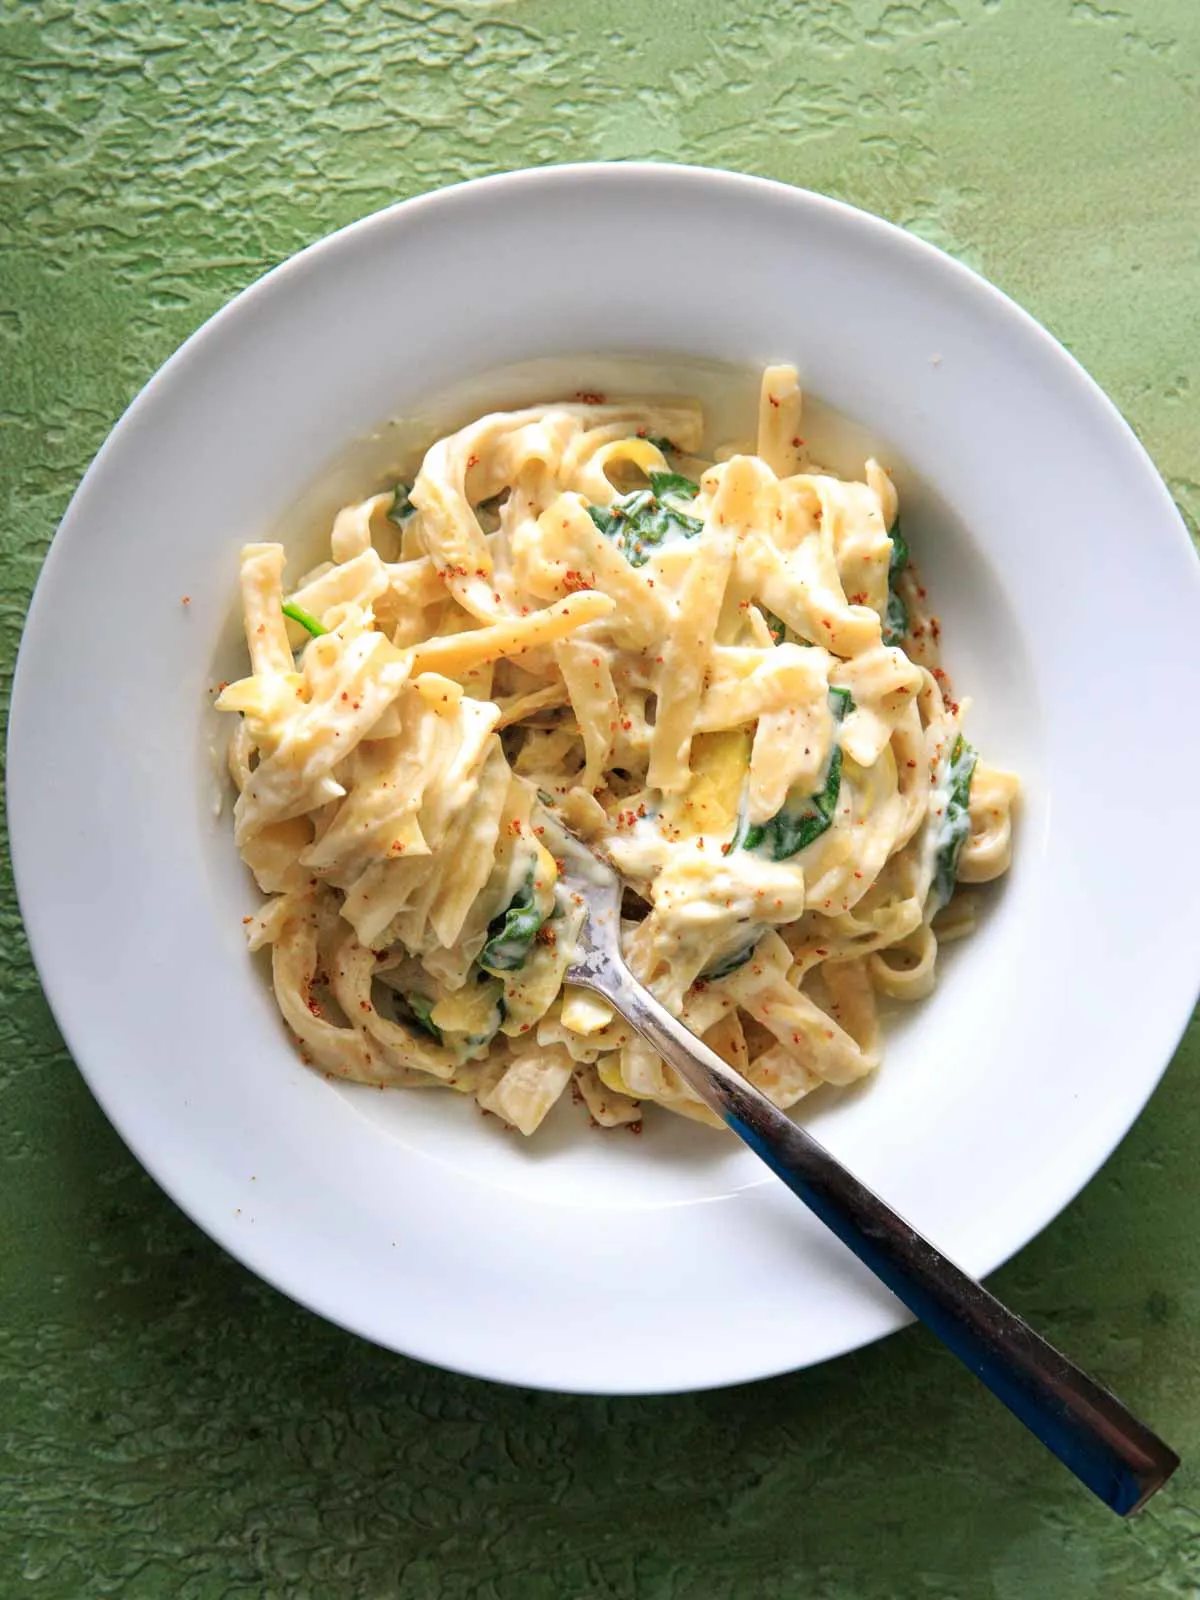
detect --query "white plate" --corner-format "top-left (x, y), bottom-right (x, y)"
top-left (10, 165), bottom-right (1200, 1393)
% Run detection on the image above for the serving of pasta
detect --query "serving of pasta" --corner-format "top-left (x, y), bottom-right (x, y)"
top-left (217, 365), bottom-right (1018, 1136)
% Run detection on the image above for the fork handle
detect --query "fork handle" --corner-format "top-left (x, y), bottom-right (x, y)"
top-left (581, 958), bottom-right (1179, 1516)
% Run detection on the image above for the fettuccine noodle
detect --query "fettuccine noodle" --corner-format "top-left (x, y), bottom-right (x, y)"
top-left (218, 367), bottom-right (1018, 1134)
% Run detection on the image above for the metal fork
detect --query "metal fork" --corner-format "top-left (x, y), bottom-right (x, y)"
top-left (559, 835), bottom-right (1179, 1516)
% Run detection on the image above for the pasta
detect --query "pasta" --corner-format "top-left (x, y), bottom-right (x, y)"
top-left (218, 366), bottom-right (1018, 1134)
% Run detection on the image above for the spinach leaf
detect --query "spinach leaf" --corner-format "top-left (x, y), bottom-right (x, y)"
top-left (762, 609), bottom-right (817, 648)
top-left (882, 516), bottom-right (909, 645)
top-left (388, 483), bottom-right (415, 525)
top-left (647, 470), bottom-right (699, 501)
top-left (702, 932), bottom-right (763, 981)
top-left (827, 684), bottom-right (855, 719)
top-left (882, 588), bottom-right (908, 646)
top-left (930, 735), bottom-right (978, 910)
top-left (643, 434), bottom-right (677, 454)
top-left (281, 601), bottom-right (327, 638)
top-left (395, 991), bottom-right (442, 1044)
top-left (728, 687), bottom-right (852, 861)
top-left (739, 747), bottom-right (844, 860)
top-left (479, 870), bottom-right (549, 973)
top-left (587, 485), bottom-right (703, 568)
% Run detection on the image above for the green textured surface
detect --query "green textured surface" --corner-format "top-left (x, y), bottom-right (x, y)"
top-left (2, 1), bottom-right (1199, 1594)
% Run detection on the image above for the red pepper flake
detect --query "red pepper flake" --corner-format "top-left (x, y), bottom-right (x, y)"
top-left (181, 595), bottom-right (191, 605)
top-left (466, 453), bottom-right (480, 468)
top-left (576, 390), bottom-right (606, 405)
top-left (768, 395), bottom-right (780, 408)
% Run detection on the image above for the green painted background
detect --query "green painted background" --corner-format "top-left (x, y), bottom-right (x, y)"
top-left (2, 2), bottom-right (1198, 1595)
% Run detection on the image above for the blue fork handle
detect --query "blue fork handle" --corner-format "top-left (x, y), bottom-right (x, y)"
top-left (586, 959), bottom-right (1179, 1516)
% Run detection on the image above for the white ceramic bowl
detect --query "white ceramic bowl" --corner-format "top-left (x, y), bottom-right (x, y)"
top-left (10, 165), bottom-right (1200, 1393)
